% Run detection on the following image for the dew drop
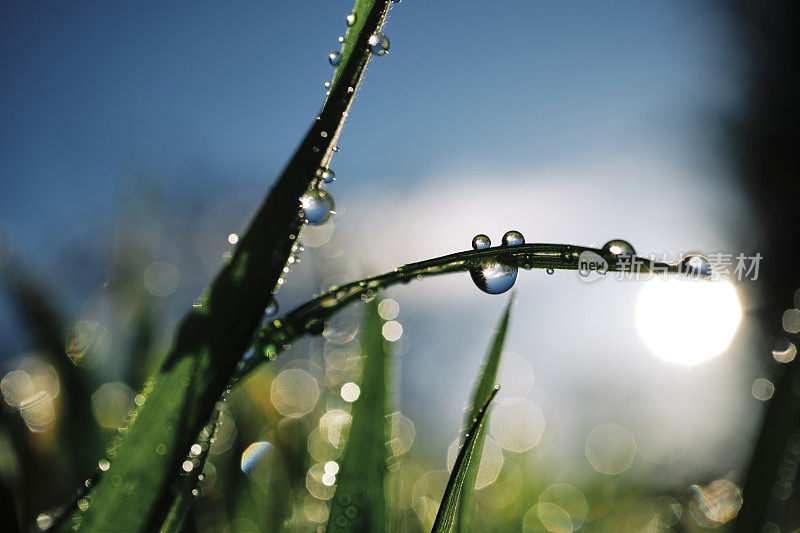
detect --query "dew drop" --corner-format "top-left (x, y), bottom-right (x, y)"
top-left (546, 268), bottom-right (554, 275)
top-left (328, 52), bottom-right (341, 67)
top-left (317, 167), bottom-right (335, 183)
top-left (470, 260), bottom-right (518, 295)
top-left (338, 36), bottom-right (345, 43)
top-left (367, 33), bottom-right (390, 55)
top-left (300, 189), bottom-right (335, 225)
top-left (602, 239), bottom-right (636, 256)
top-left (346, 12), bottom-right (356, 26)
top-left (679, 254), bottom-right (711, 277)
top-left (472, 234), bottom-right (491, 250)
top-left (36, 514), bottom-right (52, 530)
top-left (264, 300), bottom-right (279, 318)
top-left (501, 230), bottom-right (525, 246)
top-left (98, 459), bottom-right (110, 471)
top-left (324, 81), bottom-right (331, 88)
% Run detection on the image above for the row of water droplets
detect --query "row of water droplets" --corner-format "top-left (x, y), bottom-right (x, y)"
top-left (468, 232), bottom-right (639, 294)
top-left (302, 10), bottom-right (393, 228)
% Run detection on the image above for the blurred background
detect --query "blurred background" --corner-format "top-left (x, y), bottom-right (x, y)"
top-left (1, 0), bottom-right (798, 531)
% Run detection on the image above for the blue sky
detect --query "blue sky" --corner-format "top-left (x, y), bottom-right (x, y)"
top-left (0, 0), bottom-right (737, 256)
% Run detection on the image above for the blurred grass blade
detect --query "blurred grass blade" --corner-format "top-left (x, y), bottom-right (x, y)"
top-left (241, 243), bottom-right (679, 378)
top-left (327, 297), bottom-right (390, 532)
top-left (455, 295), bottom-right (514, 532)
top-left (56, 1), bottom-right (394, 531)
top-left (432, 388), bottom-right (500, 533)
top-left (158, 406), bottom-right (222, 533)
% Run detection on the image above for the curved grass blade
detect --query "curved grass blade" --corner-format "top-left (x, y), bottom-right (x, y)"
top-left (431, 387), bottom-right (500, 533)
top-left (238, 242), bottom-right (684, 378)
top-left (454, 295), bottom-right (514, 532)
top-left (56, 2), bottom-right (395, 531)
top-left (327, 297), bottom-right (390, 532)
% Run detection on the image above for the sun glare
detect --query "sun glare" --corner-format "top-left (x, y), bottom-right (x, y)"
top-left (636, 278), bottom-right (742, 365)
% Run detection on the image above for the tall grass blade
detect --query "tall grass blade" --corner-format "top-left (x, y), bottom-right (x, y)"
top-left (431, 388), bottom-right (500, 533)
top-left (326, 297), bottom-right (390, 532)
top-left (454, 295), bottom-right (514, 532)
top-left (56, 1), bottom-right (394, 530)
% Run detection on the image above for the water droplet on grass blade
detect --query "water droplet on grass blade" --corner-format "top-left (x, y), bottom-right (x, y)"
top-left (470, 260), bottom-right (518, 294)
top-left (346, 12), bottom-right (356, 26)
top-left (546, 268), bottom-right (554, 275)
top-left (265, 301), bottom-right (279, 317)
top-left (317, 167), bottom-right (335, 183)
top-left (502, 230), bottom-right (525, 246)
top-left (602, 239), bottom-right (636, 256)
top-left (301, 189), bottom-right (335, 225)
top-left (368, 33), bottom-right (390, 55)
top-left (679, 254), bottom-right (712, 277)
top-left (329, 52), bottom-right (341, 66)
top-left (472, 234), bottom-right (491, 250)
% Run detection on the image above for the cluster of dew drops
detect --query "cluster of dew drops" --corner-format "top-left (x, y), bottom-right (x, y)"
top-left (468, 231), bottom-right (643, 295)
top-left (300, 9), bottom-right (392, 230)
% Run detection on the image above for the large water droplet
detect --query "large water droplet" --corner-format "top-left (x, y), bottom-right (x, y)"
top-left (301, 189), bottom-right (335, 225)
top-left (317, 167), bottom-right (335, 183)
top-left (502, 230), bottom-right (525, 246)
top-left (472, 234), bottom-right (491, 250)
top-left (679, 254), bottom-right (711, 277)
top-left (602, 239), bottom-right (636, 256)
top-left (470, 260), bottom-right (518, 295)
top-left (368, 33), bottom-right (390, 55)
top-left (329, 52), bottom-right (341, 66)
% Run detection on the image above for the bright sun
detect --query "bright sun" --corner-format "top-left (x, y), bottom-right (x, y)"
top-left (636, 278), bottom-right (742, 365)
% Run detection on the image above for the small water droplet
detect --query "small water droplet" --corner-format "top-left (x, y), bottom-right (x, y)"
top-left (320, 131), bottom-right (328, 138)
top-left (317, 167), bottom-right (335, 183)
top-left (98, 459), bottom-right (110, 471)
top-left (338, 36), bottom-right (345, 43)
top-left (333, 145), bottom-right (340, 152)
top-left (546, 268), bottom-right (554, 275)
top-left (470, 260), bottom-right (518, 295)
top-left (36, 513), bottom-right (52, 531)
top-left (602, 239), bottom-right (636, 256)
top-left (502, 230), bottom-right (525, 246)
top-left (346, 12), bottom-right (356, 26)
top-left (328, 52), bottom-right (341, 66)
top-left (300, 189), bottom-right (335, 225)
top-left (265, 300), bottom-right (279, 317)
top-left (368, 33), bottom-right (390, 55)
top-left (472, 234), bottom-right (491, 250)
top-left (324, 81), bottom-right (331, 88)
top-left (679, 254), bottom-right (711, 277)
top-left (191, 488), bottom-right (199, 497)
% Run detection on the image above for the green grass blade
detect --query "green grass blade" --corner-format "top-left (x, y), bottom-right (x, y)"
top-left (431, 388), bottom-right (500, 533)
top-left (326, 297), bottom-right (390, 532)
top-left (55, 1), bottom-right (394, 530)
top-left (239, 243), bottom-right (681, 378)
top-left (454, 295), bottom-right (514, 532)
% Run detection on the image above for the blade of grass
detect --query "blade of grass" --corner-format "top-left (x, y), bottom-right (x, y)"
top-left (432, 387), bottom-right (500, 533)
top-left (56, 1), bottom-right (394, 531)
top-left (454, 295), bottom-right (514, 532)
top-left (326, 297), bottom-right (391, 532)
top-left (238, 243), bottom-right (683, 379)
